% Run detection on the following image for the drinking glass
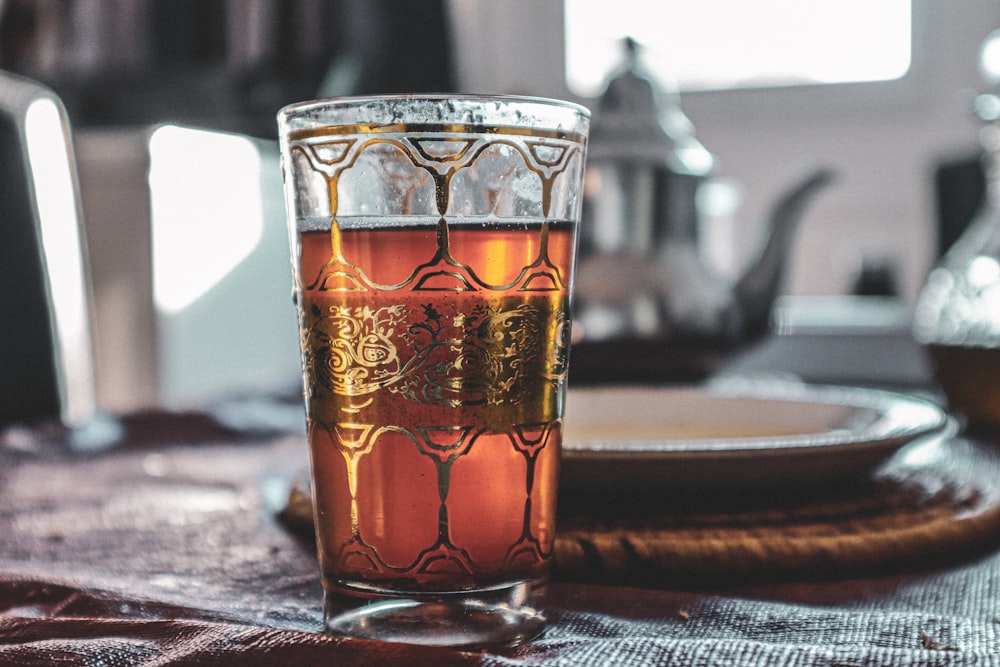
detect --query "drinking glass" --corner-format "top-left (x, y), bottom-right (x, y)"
top-left (277, 95), bottom-right (589, 648)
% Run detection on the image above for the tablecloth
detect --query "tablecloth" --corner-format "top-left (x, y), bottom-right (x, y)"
top-left (3, 402), bottom-right (1000, 666)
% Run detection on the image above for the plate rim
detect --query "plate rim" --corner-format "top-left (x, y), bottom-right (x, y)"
top-left (561, 383), bottom-right (950, 460)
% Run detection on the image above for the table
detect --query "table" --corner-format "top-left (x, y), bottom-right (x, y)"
top-left (2, 330), bottom-right (1000, 666)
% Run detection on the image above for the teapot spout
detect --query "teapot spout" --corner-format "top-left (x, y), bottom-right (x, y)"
top-left (734, 166), bottom-right (836, 340)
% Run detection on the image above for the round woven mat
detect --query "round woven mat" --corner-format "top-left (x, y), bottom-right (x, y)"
top-left (554, 435), bottom-right (1000, 586)
top-left (282, 435), bottom-right (1000, 587)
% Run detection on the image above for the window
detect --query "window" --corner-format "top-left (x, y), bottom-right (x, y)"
top-left (564, 0), bottom-right (912, 96)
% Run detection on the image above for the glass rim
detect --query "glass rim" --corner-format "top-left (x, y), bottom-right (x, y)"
top-left (277, 93), bottom-right (590, 131)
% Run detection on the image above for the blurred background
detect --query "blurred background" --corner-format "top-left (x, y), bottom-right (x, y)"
top-left (0, 0), bottom-right (996, 417)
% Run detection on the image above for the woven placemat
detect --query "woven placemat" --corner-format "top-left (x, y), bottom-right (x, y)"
top-left (555, 434), bottom-right (1000, 586)
top-left (282, 435), bottom-right (1000, 588)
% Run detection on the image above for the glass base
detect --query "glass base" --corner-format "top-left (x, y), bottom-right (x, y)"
top-left (323, 579), bottom-right (547, 649)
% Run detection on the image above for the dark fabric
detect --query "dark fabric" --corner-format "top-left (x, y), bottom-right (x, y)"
top-left (2, 409), bottom-right (1000, 665)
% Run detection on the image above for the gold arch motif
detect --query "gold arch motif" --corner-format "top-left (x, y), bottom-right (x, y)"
top-left (294, 129), bottom-right (584, 294)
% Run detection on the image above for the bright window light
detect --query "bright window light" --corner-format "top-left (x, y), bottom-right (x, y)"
top-left (149, 126), bottom-right (264, 314)
top-left (565, 0), bottom-right (912, 96)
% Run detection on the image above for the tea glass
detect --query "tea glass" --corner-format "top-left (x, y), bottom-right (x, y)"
top-left (277, 95), bottom-right (589, 648)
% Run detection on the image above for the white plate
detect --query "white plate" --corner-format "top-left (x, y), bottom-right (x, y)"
top-left (560, 383), bottom-right (951, 493)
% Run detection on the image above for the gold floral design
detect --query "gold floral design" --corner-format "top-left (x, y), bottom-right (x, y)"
top-left (302, 297), bottom-right (565, 407)
top-left (303, 303), bottom-right (409, 396)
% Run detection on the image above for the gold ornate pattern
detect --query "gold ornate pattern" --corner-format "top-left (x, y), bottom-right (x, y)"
top-left (289, 122), bottom-right (585, 590)
top-left (289, 128), bottom-right (584, 294)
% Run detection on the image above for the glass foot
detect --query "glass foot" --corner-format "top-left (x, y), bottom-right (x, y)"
top-left (324, 581), bottom-right (547, 649)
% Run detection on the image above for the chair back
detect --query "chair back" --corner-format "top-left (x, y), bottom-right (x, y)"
top-left (0, 70), bottom-right (97, 428)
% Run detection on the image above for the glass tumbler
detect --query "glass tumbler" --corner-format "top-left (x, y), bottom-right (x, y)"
top-left (277, 95), bottom-right (589, 648)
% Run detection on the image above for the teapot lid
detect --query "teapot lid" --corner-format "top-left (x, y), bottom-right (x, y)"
top-left (589, 37), bottom-right (714, 176)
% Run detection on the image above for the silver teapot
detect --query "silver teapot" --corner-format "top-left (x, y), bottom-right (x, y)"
top-left (574, 39), bottom-right (833, 367)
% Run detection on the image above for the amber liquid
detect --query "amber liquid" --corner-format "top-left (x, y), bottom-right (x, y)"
top-left (927, 343), bottom-right (1000, 425)
top-left (296, 219), bottom-right (576, 596)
